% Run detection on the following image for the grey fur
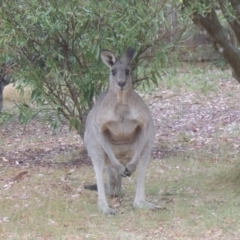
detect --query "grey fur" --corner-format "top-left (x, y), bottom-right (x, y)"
top-left (84, 48), bottom-right (159, 214)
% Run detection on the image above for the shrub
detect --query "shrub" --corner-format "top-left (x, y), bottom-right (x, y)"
top-left (0, 0), bottom-right (180, 136)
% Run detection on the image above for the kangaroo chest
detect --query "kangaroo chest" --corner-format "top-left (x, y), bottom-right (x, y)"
top-left (101, 103), bottom-right (142, 144)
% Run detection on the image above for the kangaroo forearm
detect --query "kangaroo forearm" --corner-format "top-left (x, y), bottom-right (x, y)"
top-left (97, 135), bottom-right (122, 167)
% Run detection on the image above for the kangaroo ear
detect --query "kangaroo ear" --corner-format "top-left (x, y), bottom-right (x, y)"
top-left (126, 47), bottom-right (135, 61)
top-left (121, 47), bottom-right (135, 65)
top-left (100, 50), bottom-right (116, 67)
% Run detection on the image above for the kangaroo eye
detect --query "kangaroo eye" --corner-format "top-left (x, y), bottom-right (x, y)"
top-left (125, 69), bottom-right (130, 75)
top-left (112, 70), bottom-right (117, 75)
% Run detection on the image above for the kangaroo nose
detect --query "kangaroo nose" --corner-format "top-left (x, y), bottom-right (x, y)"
top-left (118, 81), bottom-right (126, 89)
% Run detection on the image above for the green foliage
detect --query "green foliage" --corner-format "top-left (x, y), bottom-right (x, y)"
top-left (0, 0), bottom-right (181, 135)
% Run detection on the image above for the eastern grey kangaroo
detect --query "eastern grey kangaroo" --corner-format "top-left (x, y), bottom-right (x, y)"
top-left (84, 48), bottom-right (159, 214)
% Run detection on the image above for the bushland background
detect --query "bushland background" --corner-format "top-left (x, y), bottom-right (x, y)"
top-left (1, 1), bottom-right (240, 239)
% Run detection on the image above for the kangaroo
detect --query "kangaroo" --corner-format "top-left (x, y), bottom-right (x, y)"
top-left (84, 47), bottom-right (159, 214)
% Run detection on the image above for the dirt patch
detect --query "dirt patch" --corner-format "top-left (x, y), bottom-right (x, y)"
top-left (0, 119), bottom-right (90, 168)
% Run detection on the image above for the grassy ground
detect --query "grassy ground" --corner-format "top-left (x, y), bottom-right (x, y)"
top-left (1, 64), bottom-right (240, 239)
top-left (0, 155), bottom-right (240, 239)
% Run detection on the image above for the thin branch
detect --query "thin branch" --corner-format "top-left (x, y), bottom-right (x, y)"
top-left (218, 0), bottom-right (240, 45)
top-left (190, 6), bottom-right (240, 82)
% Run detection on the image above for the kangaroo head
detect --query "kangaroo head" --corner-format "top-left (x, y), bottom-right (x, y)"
top-left (100, 48), bottom-right (135, 91)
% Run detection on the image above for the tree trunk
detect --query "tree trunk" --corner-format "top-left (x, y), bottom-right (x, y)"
top-left (185, 1), bottom-right (240, 82)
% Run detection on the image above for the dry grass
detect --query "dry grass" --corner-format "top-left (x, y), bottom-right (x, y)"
top-left (2, 84), bottom-right (31, 109)
top-left (0, 154), bottom-right (240, 240)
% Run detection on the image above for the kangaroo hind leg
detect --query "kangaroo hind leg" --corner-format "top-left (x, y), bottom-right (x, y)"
top-left (91, 152), bottom-right (116, 215)
top-left (133, 141), bottom-right (161, 210)
top-left (105, 166), bottom-right (122, 197)
top-left (84, 167), bottom-right (122, 197)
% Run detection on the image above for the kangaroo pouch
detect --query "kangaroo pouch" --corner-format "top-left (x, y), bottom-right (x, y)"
top-left (108, 142), bottom-right (137, 166)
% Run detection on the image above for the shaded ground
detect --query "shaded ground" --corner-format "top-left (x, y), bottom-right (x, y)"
top-left (1, 68), bottom-right (240, 167)
top-left (0, 120), bottom-right (88, 168)
top-left (149, 70), bottom-right (240, 160)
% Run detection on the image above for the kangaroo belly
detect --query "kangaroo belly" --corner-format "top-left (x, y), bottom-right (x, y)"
top-left (103, 120), bottom-right (141, 166)
top-left (111, 143), bottom-right (136, 166)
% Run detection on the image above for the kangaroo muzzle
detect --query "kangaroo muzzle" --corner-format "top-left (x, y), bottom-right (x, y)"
top-left (118, 81), bottom-right (126, 89)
